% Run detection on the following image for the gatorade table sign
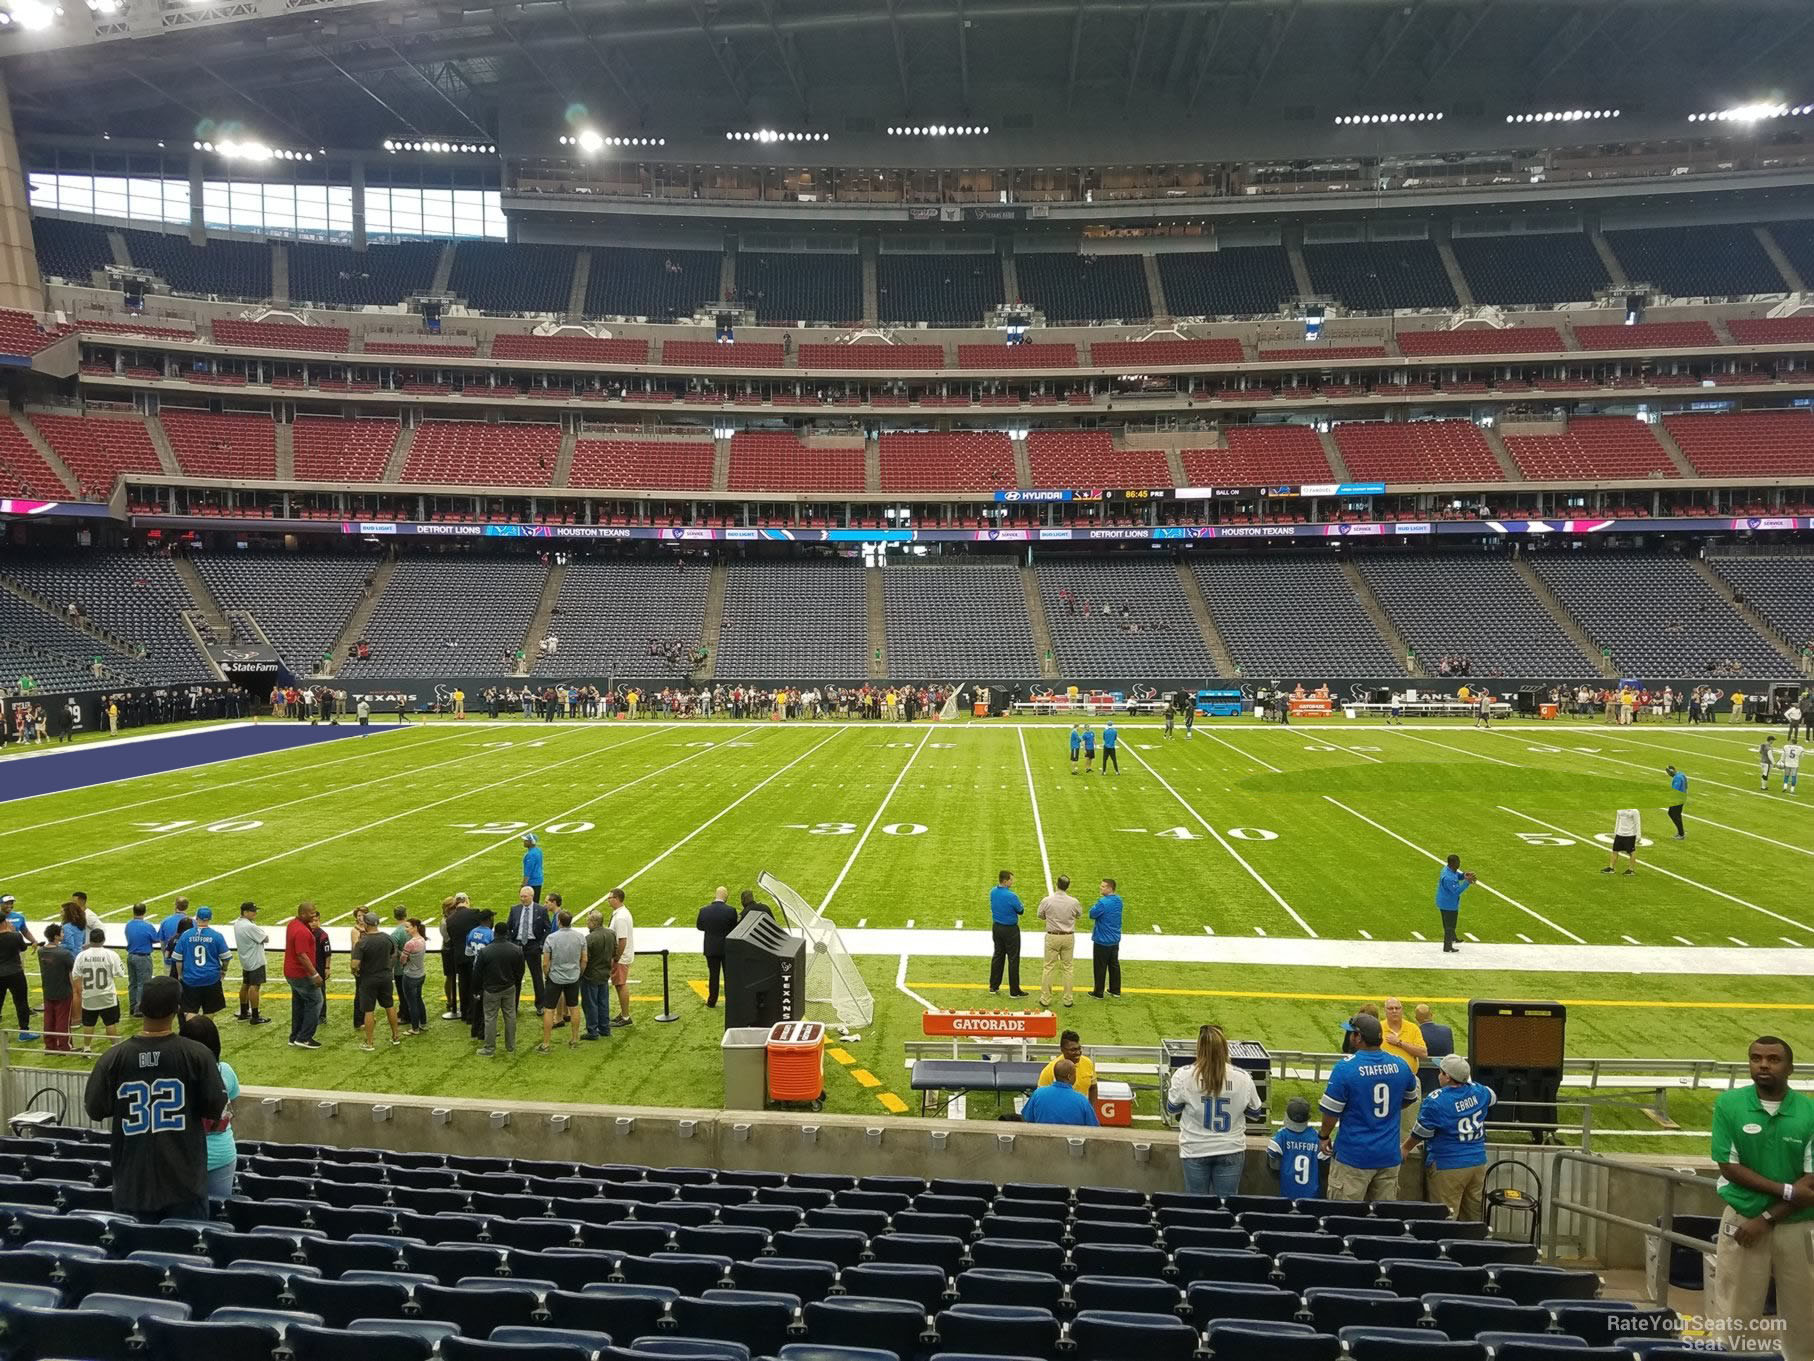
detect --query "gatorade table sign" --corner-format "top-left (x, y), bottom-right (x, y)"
top-left (922, 1010), bottom-right (1059, 1038)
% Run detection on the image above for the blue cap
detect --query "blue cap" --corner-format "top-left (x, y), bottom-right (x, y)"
top-left (196, 906), bottom-right (213, 921)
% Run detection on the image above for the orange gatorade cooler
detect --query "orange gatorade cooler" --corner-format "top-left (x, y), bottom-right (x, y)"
top-left (1539, 703), bottom-right (1559, 719)
top-left (1093, 1080), bottom-right (1134, 1127)
top-left (766, 1021), bottom-right (826, 1104)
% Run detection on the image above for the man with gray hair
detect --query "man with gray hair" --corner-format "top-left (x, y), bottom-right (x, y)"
top-left (349, 912), bottom-right (401, 1052)
top-left (1404, 1054), bottom-right (1498, 1220)
top-left (580, 910), bottom-right (616, 1040)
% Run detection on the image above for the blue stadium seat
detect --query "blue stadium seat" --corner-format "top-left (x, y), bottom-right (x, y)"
top-left (1073, 1218), bottom-right (1159, 1244)
top-left (1276, 1253), bottom-right (1380, 1292)
top-left (1078, 1187), bottom-right (1148, 1210)
top-left (60, 1254), bottom-right (168, 1301)
top-left (968, 1238), bottom-right (1065, 1276)
top-left (764, 1189), bottom-right (838, 1212)
top-left (1185, 1281), bottom-right (1300, 1324)
top-left (1349, 1236), bottom-right (1440, 1262)
top-left (1301, 1287), bottom-right (1422, 1332)
top-left (351, 1318), bottom-right (463, 1346)
top-left (1425, 1294), bottom-right (1553, 1339)
top-left (303, 1236), bottom-right (404, 1276)
top-left (1072, 1243), bottom-right (1169, 1278)
top-left (1381, 1260), bottom-right (1490, 1297)
top-left (781, 1346), bottom-right (898, 1361)
top-left (1492, 1268), bottom-right (1599, 1305)
top-left (489, 1220), bottom-right (583, 1253)
top-left (587, 1222), bottom-right (680, 1255)
top-left (287, 1277), bottom-right (414, 1329)
top-left (1546, 1303), bottom-right (1675, 1347)
top-left (1173, 1248), bottom-right (1273, 1284)
top-left (672, 1291), bottom-right (799, 1355)
top-left (1070, 1308), bottom-right (1200, 1361)
top-left (1474, 1335), bottom-right (1591, 1361)
top-left (504, 1249), bottom-right (618, 1293)
top-left (0, 1281), bottom-right (60, 1310)
top-left (893, 1212), bottom-right (976, 1239)
top-left (935, 1304), bottom-right (1062, 1360)
top-left (722, 1205), bottom-right (803, 1235)
top-left (1414, 1220), bottom-right (1485, 1243)
top-left (1441, 1241), bottom-right (1539, 1267)
top-left (678, 1226), bottom-right (771, 1260)
top-left (492, 1327), bottom-right (616, 1352)
top-left (1238, 1213), bottom-right (1307, 1236)
top-left (1374, 1203), bottom-right (1450, 1223)
top-left (285, 1324), bottom-right (435, 1361)
top-left (1162, 1227), bottom-right (1251, 1253)
top-left (141, 1315), bottom-right (283, 1361)
top-left (631, 1338), bottom-right (751, 1361)
top-left (1320, 1216), bottom-right (1390, 1239)
top-left (619, 1253), bottom-right (733, 1295)
top-left (1343, 1332), bottom-right (1485, 1361)
top-left (109, 1220), bottom-right (210, 1257)
top-left (548, 1284), bottom-right (676, 1338)
top-left (201, 1227), bottom-right (301, 1268)
top-left (415, 1282), bottom-right (543, 1337)
top-left (805, 1296), bottom-right (930, 1360)
top-left (954, 1269), bottom-right (1064, 1313)
top-left (842, 1262), bottom-right (949, 1314)
top-left (775, 1229), bottom-right (867, 1268)
top-left (869, 1233), bottom-right (966, 1275)
top-left (1070, 1275), bottom-right (1181, 1316)
top-left (316, 1182), bottom-right (391, 1210)
top-left (400, 1242), bottom-right (506, 1284)
top-left (1204, 1319), bottom-right (1342, 1361)
top-left (1253, 1231), bottom-right (1343, 1258)
top-left (441, 1336), bottom-right (593, 1361)
top-left (994, 1197), bottom-right (1067, 1220)
top-left (838, 1191), bottom-right (911, 1216)
top-left (918, 1195), bottom-right (991, 1220)
top-left (732, 1258), bottom-right (839, 1304)
top-left (1155, 1208), bottom-right (1237, 1232)
top-left (806, 1208), bottom-right (890, 1237)
top-left (981, 1215), bottom-right (1064, 1242)
top-left (0, 1251), bottom-right (68, 1290)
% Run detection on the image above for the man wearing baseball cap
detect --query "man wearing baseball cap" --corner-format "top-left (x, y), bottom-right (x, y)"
top-left (1319, 1011), bottom-right (1421, 1202)
top-left (1, 895), bottom-right (37, 947)
top-left (521, 832), bottom-right (545, 905)
top-left (233, 902), bottom-right (271, 1026)
top-left (173, 907), bottom-right (230, 1017)
top-left (1405, 1054), bottom-right (1499, 1220)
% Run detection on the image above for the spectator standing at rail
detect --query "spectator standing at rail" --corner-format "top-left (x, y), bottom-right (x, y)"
top-left (1405, 1054), bottom-right (1498, 1221)
top-left (1319, 1012), bottom-right (1420, 1202)
top-left (1088, 878), bottom-right (1124, 1000)
top-left (580, 910), bottom-right (616, 1040)
top-left (37, 924), bottom-right (72, 1052)
top-left (173, 907), bottom-right (229, 1018)
top-left (608, 889), bottom-right (636, 1027)
top-left (1167, 1024), bottom-right (1265, 1196)
top-left (284, 902), bottom-right (323, 1049)
top-left (85, 977), bottom-right (226, 1223)
top-left (124, 902), bottom-right (156, 1017)
top-left (696, 886), bottom-right (737, 1009)
top-left (987, 869), bottom-right (1028, 997)
top-left (233, 902), bottom-right (270, 1026)
top-left (476, 930), bottom-right (525, 1057)
top-left (72, 927), bottom-right (123, 1051)
top-left (1036, 874), bottom-right (1082, 1009)
top-left (1707, 1035), bottom-right (1814, 1361)
top-left (539, 910), bottom-right (587, 1052)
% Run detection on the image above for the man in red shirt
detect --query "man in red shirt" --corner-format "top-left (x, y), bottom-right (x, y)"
top-left (284, 901), bottom-right (324, 1050)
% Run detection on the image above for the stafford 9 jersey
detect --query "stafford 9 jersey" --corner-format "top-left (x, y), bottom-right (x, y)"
top-left (1320, 1051), bottom-right (1420, 1169)
top-left (1268, 1125), bottom-right (1328, 1199)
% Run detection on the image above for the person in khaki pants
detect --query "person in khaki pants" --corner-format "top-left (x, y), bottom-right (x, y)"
top-left (1709, 1036), bottom-right (1814, 1361)
top-left (1036, 875), bottom-right (1083, 1009)
top-left (1319, 1012), bottom-right (1420, 1203)
top-left (1404, 1055), bottom-right (1497, 1220)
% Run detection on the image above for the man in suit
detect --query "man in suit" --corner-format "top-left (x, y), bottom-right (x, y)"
top-left (695, 886), bottom-right (737, 1009)
top-left (505, 885), bottom-right (554, 1012)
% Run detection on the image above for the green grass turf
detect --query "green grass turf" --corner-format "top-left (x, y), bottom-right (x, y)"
top-left (3, 715), bottom-right (1808, 1146)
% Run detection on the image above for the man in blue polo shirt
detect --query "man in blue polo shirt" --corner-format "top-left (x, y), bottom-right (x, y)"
top-left (987, 870), bottom-right (1027, 998)
top-left (1068, 725), bottom-right (1083, 775)
top-left (1405, 1054), bottom-right (1498, 1220)
top-left (1020, 1058), bottom-right (1099, 1126)
top-left (1088, 879), bottom-right (1124, 1000)
top-left (1101, 722), bottom-right (1119, 775)
top-left (1319, 1012), bottom-right (1421, 1202)
top-left (158, 898), bottom-right (190, 977)
top-left (1666, 765), bottom-right (1688, 839)
top-left (123, 902), bottom-right (158, 1018)
top-left (1, 895), bottom-right (36, 947)
top-left (521, 833), bottom-right (545, 905)
top-left (1434, 855), bottom-right (1475, 954)
top-left (173, 907), bottom-right (230, 1017)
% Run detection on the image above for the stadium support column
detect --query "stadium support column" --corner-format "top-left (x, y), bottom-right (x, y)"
top-left (0, 71), bottom-right (43, 311)
top-left (351, 159), bottom-right (366, 251)
top-left (189, 153), bottom-right (206, 245)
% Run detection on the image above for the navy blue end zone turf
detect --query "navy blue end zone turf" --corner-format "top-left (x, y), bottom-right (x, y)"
top-left (1, 722), bottom-right (405, 803)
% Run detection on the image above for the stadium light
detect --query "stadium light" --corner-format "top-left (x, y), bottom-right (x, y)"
top-left (1688, 103), bottom-right (1808, 123)
top-left (5, 0), bottom-right (59, 30)
top-left (727, 129), bottom-right (830, 143)
top-left (1505, 109), bottom-right (1620, 124)
top-left (1333, 111), bottom-right (1443, 125)
top-left (888, 124), bottom-right (991, 136)
top-left (193, 137), bottom-right (314, 164)
top-left (559, 132), bottom-right (667, 152)
top-left (383, 138), bottom-right (497, 154)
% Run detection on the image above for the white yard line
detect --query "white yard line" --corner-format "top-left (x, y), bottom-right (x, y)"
top-left (1303, 733), bottom-right (1383, 764)
top-left (1124, 744), bottom-right (1314, 937)
top-left (1597, 729), bottom-right (1788, 770)
top-left (5, 727), bottom-right (542, 882)
top-left (819, 728), bottom-right (933, 913)
top-left (895, 953), bottom-right (936, 1011)
top-left (1491, 728), bottom-right (1803, 807)
top-left (144, 727), bottom-right (652, 914)
top-left (1684, 813), bottom-right (1814, 859)
top-left (0, 727), bottom-right (468, 839)
top-left (1199, 729), bottom-right (1283, 775)
top-left (1325, 795), bottom-right (1587, 944)
top-left (1496, 805), bottom-right (1814, 935)
top-left (1016, 728), bottom-right (1055, 895)
top-left (346, 728), bottom-right (744, 917)
top-left (1385, 727), bottom-right (1523, 768)
top-left (592, 729), bottom-right (842, 906)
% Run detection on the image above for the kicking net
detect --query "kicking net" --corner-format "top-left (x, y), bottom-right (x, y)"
top-left (759, 869), bottom-right (874, 1032)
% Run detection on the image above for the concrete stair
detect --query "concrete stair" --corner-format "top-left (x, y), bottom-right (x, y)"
top-left (179, 612), bottom-right (228, 680)
top-left (1481, 426), bottom-right (1522, 480)
top-left (10, 411), bottom-right (77, 493)
top-left (1021, 565), bottom-right (1060, 678)
top-left (1692, 557), bottom-right (1801, 670)
top-left (170, 555), bottom-right (229, 636)
top-left (699, 562), bottom-right (727, 679)
top-left (866, 567), bottom-right (887, 679)
top-left (108, 229), bottom-right (131, 269)
top-left (1163, 448), bottom-right (1187, 487)
top-left (1001, 252), bottom-right (1019, 306)
top-left (720, 247), bottom-right (737, 305)
top-left (326, 555), bottom-right (399, 677)
top-left (553, 431), bottom-right (577, 488)
top-left (1590, 226), bottom-right (1629, 289)
top-left (519, 561), bottom-right (567, 676)
top-left (864, 433), bottom-right (881, 493)
top-left (712, 437), bottom-right (731, 492)
top-left (568, 250), bottom-right (591, 318)
top-left (1513, 555), bottom-right (1615, 678)
top-left (1339, 559), bottom-right (1417, 676)
top-left (1143, 254), bottom-right (1169, 320)
top-left (1650, 421), bottom-right (1698, 477)
top-left (274, 422), bottom-right (295, 480)
top-left (1285, 228), bottom-right (1315, 300)
top-left (1176, 561), bottom-right (1237, 677)
top-left (271, 241), bottom-right (289, 304)
top-left (1317, 429), bottom-right (1352, 481)
top-left (431, 243), bottom-right (456, 294)
top-left (1757, 226), bottom-right (1807, 293)
top-left (861, 239), bottom-right (879, 325)
top-left (145, 414), bottom-right (182, 476)
top-left (383, 422), bottom-right (416, 483)
top-left (1012, 437), bottom-right (1033, 489)
top-left (0, 572), bottom-right (143, 659)
top-left (1433, 229), bottom-right (1473, 307)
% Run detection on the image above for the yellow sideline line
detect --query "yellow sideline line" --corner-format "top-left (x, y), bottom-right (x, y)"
top-left (903, 982), bottom-right (1814, 1011)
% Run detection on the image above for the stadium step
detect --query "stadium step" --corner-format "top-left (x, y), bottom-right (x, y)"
top-left (1511, 555), bottom-right (1615, 678)
top-left (1000, 251), bottom-right (1019, 310)
top-left (700, 562), bottom-right (727, 679)
top-left (1433, 228), bottom-right (1474, 307)
top-left (1589, 226), bottom-right (1629, 290)
top-left (1316, 429), bottom-right (1351, 482)
top-left (274, 421), bottom-right (295, 479)
top-left (861, 238), bottom-right (879, 325)
top-left (720, 245), bottom-right (737, 306)
top-left (1285, 229), bottom-right (1315, 300)
top-left (1142, 253), bottom-right (1169, 320)
top-left (1011, 436), bottom-right (1033, 489)
top-left (1163, 448), bottom-right (1187, 487)
top-left (1756, 225), bottom-right (1807, 292)
top-left (568, 250), bottom-right (591, 318)
top-left (1021, 565), bottom-right (1060, 679)
top-left (271, 240), bottom-right (289, 303)
top-left (170, 555), bottom-right (230, 636)
top-left (521, 561), bottom-right (567, 676)
top-left (107, 228), bottom-right (131, 270)
top-left (431, 241), bottom-right (456, 294)
top-left (8, 411), bottom-right (77, 494)
top-left (864, 433), bottom-right (881, 493)
top-left (144, 414), bottom-right (182, 476)
top-left (1648, 422), bottom-right (1697, 477)
top-left (327, 555), bottom-right (400, 677)
top-left (1338, 559), bottom-right (1416, 677)
top-left (1175, 561), bottom-right (1237, 678)
top-left (0, 572), bottom-right (147, 662)
top-left (1689, 556), bottom-right (1801, 669)
top-left (383, 422), bottom-right (416, 483)
top-left (1479, 426), bottom-right (1521, 480)
top-left (711, 436), bottom-right (731, 493)
top-left (867, 566), bottom-right (887, 679)
top-left (553, 430), bottom-right (577, 488)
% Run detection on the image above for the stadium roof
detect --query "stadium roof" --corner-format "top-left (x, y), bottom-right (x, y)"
top-left (4, 0), bottom-right (1814, 157)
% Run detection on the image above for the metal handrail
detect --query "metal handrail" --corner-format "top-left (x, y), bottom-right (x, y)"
top-left (1542, 1150), bottom-right (1721, 1303)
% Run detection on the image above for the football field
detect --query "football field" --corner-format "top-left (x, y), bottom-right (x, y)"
top-left (2, 715), bottom-right (1810, 1141)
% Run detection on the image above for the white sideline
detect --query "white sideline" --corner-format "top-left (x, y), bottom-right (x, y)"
top-left (819, 728), bottom-right (932, 913)
top-left (1016, 728), bottom-right (1054, 895)
top-left (591, 728), bottom-right (842, 907)
top-left (0, 726), bottom-right (470, 840)
top-left (1124, 743), bottom-right (1314, 936)
top-left (1496, 805), bottom-right (1814, 936)
top-left (3, 726), bottom-right (539, 882)
top-left (1323, 795), bottom-right (1586, 944)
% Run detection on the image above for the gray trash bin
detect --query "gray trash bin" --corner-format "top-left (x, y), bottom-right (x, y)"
top-left (721, 1026), bottom-right (771, 1110)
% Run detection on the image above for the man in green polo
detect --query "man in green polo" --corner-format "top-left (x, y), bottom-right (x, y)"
top-left (1709, 1035), bottom-right (1814, 1361)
